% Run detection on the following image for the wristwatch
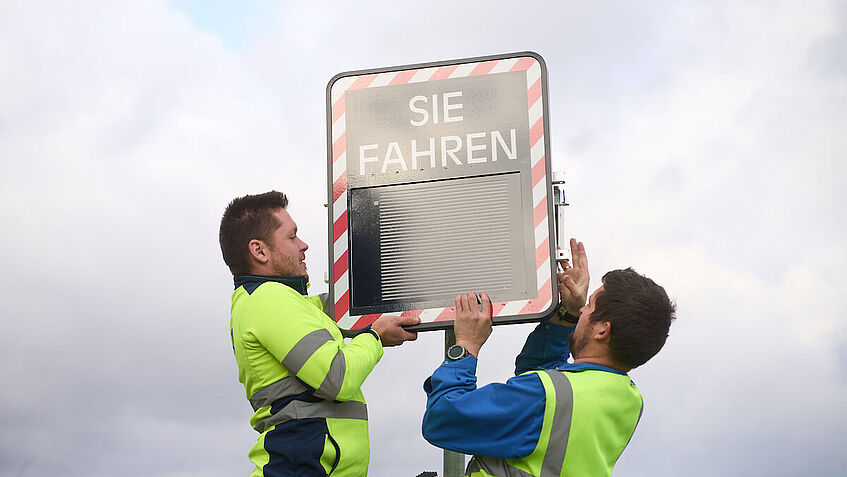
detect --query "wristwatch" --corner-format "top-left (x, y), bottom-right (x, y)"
top-left (446, 344), bottom-right (470, 361)
top-left (558, 305), bottom-right (580, 324)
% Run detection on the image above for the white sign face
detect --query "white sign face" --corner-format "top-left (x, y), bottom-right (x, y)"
top-left (344, 71), bottom-right (530, 188)
top-left (327, 52), bottom-right (556, 331)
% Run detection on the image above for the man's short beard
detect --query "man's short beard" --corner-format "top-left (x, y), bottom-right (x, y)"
top-left (568, 330), bottom-right (588, 359)
top-left (271, 257), bottom-right (307, 280)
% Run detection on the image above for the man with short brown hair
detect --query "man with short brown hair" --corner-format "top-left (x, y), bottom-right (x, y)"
top-left (423, 239), bottom-right (676, 476)
top-left (220, 190), bottom-right (419, 476)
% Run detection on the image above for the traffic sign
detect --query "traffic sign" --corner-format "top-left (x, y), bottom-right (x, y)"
top-left (327, 52), bottom-right (557, 331)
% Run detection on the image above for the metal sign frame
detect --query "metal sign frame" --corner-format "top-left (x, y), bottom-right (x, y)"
top-left (326, 51), bottom-right (557, 332)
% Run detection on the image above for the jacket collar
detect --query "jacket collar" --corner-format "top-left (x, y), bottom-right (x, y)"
top-left (234, 274), bottom-right (308, 295)
top-left (557, 362), bottom-right (628, 376)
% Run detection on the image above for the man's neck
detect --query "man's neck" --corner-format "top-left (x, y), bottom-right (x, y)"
top-left (572, 354), bottom-right (630, 373)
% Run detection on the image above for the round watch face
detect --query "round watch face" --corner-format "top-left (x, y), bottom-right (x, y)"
top-left (447, 344), bottom-right (467, 360)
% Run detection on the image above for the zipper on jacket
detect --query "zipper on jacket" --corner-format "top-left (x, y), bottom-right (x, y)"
top-left (327, 432), bottom-right (341, 475)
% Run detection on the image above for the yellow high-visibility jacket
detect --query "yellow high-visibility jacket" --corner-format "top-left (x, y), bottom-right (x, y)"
top-left (230, 275), bottom-right (383, 476)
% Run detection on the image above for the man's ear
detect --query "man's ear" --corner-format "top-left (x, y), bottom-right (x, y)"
top-left (248, 239), bottom-right (270, 264)
top-left (592, 321), bottom-right (612, 343)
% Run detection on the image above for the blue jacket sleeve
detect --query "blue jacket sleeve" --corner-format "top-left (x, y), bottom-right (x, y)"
top-left (422, 356), bottom-right (547, 459)
top-left (514, 316), bottom-right (575, 375)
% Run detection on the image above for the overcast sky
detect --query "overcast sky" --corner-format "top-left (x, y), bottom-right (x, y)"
top-left (1, 1), bottom-right (845, 476)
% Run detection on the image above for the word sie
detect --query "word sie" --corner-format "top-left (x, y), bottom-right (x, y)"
top-left (358, 91), bottom-right (518, 175)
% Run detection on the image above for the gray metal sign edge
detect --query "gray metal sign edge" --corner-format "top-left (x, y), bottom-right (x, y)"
top-left (324, 51), bottom-right (559, 331)
top-left (325, 51), bottom-right (546, 93)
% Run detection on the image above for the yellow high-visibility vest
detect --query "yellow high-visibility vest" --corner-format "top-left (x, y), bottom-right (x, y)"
top-left (466, 369), bottom-right (643, 477)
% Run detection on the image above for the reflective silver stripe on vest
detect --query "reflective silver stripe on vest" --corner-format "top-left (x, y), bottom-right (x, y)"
top-left (282, 329), bottom-right (334, 374)
top-left (467, 370), bottom-right (574, 477)
top-left (249, 376), bottom-right (310, 412)
top-left (253, 399), bottom-right (368, 433)
top-left (540, 370), bottom-right (574, 476)
top-left (313, 350), bottom-right (347, 400)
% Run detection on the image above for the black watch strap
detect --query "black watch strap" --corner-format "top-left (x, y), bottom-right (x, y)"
top-left (558, 305), bottom-right (580, 324)
top-left (563, 311), bottom-right (580, 323)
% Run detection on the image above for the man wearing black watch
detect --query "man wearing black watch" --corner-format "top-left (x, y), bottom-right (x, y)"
top-left (422, 238), bottom-right (676, 477)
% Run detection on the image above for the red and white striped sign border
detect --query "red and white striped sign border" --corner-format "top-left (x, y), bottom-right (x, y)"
top-left (330, 56), bottom-right (552, 329)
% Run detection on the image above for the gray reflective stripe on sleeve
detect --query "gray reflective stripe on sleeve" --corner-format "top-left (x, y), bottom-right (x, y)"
top-left (318, 293), bottom-right (330, 313)
top-left (248, 376), bottom-right (310, 412)
top-left (253, 399), bottom-right (368, 433)
top-left (282, 329), bottom-right (334, 375)
top-left (466, 456), bottom-right (534, 477)
top-left (540, 370), bottom-right (574, 476)
top-left (313, 350), bottom-right (346, 401)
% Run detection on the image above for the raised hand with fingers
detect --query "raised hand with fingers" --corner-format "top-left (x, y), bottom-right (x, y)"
top-left (371, 314), bottom-right (420, 347)
top-left (453, 292), bottom-right (492, 357)
top-left (557, 238), bottom-right (590, 316)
